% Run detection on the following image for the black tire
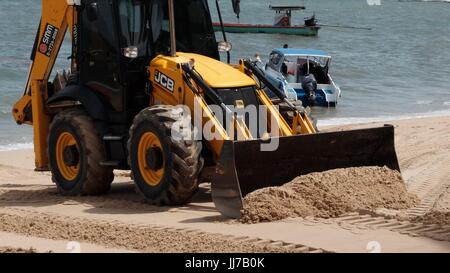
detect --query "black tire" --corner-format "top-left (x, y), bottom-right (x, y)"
top-left (66, 72), bottom-right (78, 86)
top-left (274, 99), bottom-right (319, 132)
top-left (128, 105), bottom-right (204, 205)
top-left (274, 99), bottom-right (304, 126)
top-left (48, 109), bottom-right (114, 195)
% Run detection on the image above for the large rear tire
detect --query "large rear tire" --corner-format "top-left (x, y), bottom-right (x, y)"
top-left (128, 105), bottom-right (203, 205)
top-left (48, 109), bottom-right (114, 195)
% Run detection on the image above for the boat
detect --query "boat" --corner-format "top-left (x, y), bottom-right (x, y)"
top-left (213, 5), bottom-right (320, 36)
top-left (264, 48), bottom-right (341, 107)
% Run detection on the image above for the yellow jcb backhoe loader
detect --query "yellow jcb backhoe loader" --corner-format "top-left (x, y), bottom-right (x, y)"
top-left (12, 0), bottom-right (400, 218)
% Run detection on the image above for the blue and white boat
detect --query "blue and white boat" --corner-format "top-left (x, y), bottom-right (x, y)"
top-left (264, 48), bottom-right (341, 107)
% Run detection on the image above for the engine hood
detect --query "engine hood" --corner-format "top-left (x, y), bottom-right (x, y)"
top-left (177, 52), bottom-right (255, 89)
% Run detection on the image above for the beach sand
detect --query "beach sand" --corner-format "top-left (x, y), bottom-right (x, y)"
top-left (0, 116), bottom-right (449, 252)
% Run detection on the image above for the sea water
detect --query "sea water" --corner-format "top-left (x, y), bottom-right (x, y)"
top-left (0, 0), bottom-right (449, 149)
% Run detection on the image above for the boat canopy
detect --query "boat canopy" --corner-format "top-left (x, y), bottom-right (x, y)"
top-left (273, 48), bottom-right (331, 59)
top-left (269, 6), bottom-right (306, 11)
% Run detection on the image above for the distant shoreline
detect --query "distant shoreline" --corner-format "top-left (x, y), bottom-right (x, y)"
top-left (318, 108), bottom-right (450, 127)
top-left (1, 115), bottom-right (449, 152)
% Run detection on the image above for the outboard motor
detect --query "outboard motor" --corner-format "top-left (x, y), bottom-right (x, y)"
top-left (301, 74), bottom-right (317, 105)
top-left (304, 14), bottom-right (318, 27)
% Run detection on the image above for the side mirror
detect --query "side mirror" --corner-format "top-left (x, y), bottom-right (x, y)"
top-left (123, 46), bottom-right (138, 59)
top-left (231, 0), bottom-right (241, 19)
top-left (86, 3), bottom-right (99, 21)
top-left (218, 41), bottom-right (232, 52)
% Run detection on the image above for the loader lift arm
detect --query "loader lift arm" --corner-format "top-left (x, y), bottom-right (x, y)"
top-left (240, 58), bottom-right (316, 135)
top-left (12, 0), bottom-right (79, 170)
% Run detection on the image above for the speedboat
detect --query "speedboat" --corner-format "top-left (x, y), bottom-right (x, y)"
top-left (264, 48), bottom-right (341, 107)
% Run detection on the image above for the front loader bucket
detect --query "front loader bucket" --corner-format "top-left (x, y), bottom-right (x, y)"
top-left (211, 125), bottom-right (400, 218)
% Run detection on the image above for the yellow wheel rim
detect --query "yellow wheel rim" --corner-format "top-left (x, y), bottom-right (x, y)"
top-left (56, 132), bottom-right (80, 181)
top-left (138, 132), bottom-right (165, 186)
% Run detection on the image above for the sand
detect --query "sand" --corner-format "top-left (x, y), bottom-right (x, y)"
top-left (413, 187), bottom-right (450, 226)
top-left (414, 211), bottom-right (450, 226)
top-left (0, 212), bottom-right (297, 253)
top-left (241, 167), bottom-right (419, 223)
top-left (0, 247), bottom-right (36, 253)
top-left (0, 116), bottom-right (449, 252)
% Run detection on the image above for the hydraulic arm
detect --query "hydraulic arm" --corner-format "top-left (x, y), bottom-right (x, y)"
top-left (12, 0), bottom-right (79, 170)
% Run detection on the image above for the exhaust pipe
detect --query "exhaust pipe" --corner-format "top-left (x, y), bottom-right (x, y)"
top-left (168, 0), bottom-right (176, 57)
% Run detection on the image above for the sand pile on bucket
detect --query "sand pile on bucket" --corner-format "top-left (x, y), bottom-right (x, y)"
top-left (241, 166), bottom-right (419, 223)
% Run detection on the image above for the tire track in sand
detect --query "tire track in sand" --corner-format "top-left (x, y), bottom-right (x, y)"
top-left (396, 122), bottom-right (450, 217)
top-left (0, 207), bottom-right (326, 253)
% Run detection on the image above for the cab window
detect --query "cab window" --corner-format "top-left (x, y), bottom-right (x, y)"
top-left (269, 53), bottom-right (282, 69)
top-left (118, 0), bottom-right (151, 57)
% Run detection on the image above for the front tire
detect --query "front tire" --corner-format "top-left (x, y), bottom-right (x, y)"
top-left (273, 99), bottom-right (319, 132)
top-left (128, 105), bottom-right (203, 205)
top-left (48, 109), bottom-right (114, 195)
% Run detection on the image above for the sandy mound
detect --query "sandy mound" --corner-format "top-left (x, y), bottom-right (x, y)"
top-left (241, 166), bottom-right (419, 223)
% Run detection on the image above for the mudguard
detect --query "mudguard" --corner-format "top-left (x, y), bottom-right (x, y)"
top-left (47, 85), bottom-right (108, 121)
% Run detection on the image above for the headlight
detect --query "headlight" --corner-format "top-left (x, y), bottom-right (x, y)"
top-left (123, 46), bottom-right (138, 59)
top-left (217, 41), bottom-right (232, 52)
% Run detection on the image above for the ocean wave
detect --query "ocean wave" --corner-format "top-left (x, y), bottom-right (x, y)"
top-left (318, 109), bottom-right (450, 127)
top-left (0, 142), bottom-right (33, 152)
top-left (0, 110), bottom-right (9, 117)
top-left (415, 100), bottom-right (433, 105)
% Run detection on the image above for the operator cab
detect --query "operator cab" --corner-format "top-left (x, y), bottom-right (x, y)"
top-left (76, 0), bottom-right (219, 115)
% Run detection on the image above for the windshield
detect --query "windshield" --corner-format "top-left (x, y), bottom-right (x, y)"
top-left (281, 56), bottom-right (331, 84)
top-left (118, 0), bottom-right (218, 59)
top-left (174, 0), bottom-right (217, 57)
top-left (306, 56), bottom-right (330, 67)
top-left (118, 0), bottom-right (151, 57)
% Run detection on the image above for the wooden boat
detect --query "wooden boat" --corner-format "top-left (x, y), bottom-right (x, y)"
top-left (213, 5), bottom-right (320, 36)
top-left (212, 22), bottom-right (319, 36)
